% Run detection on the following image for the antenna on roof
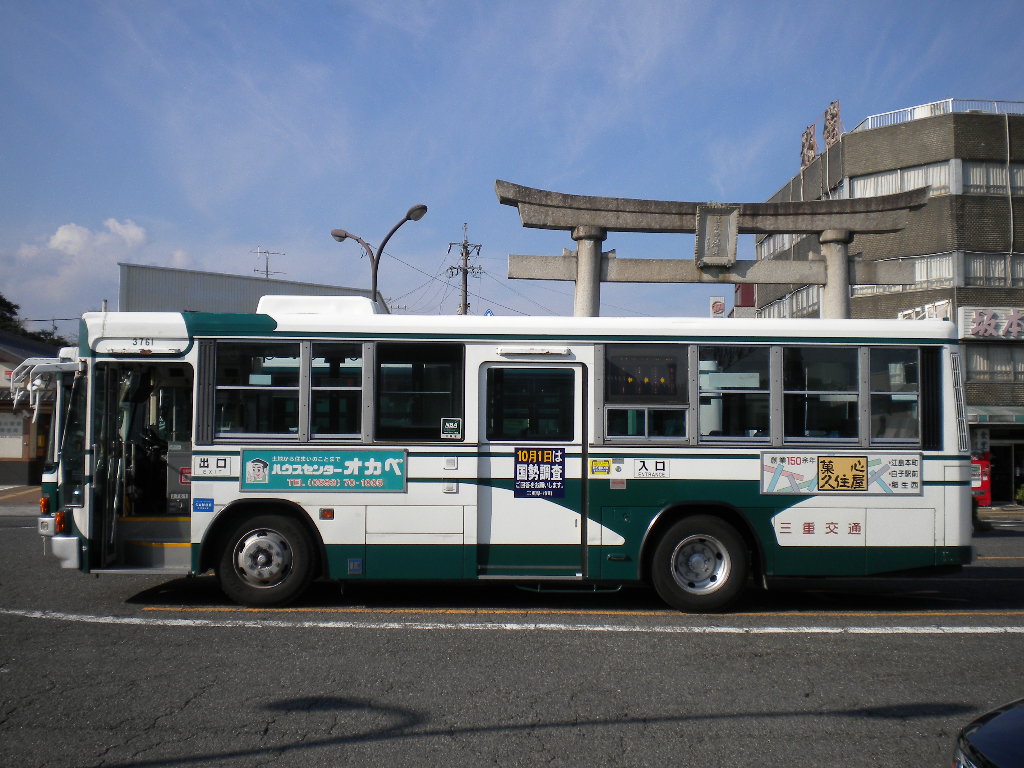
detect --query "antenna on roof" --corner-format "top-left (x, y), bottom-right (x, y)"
top-left (252, 247), bottom-right (286, 279)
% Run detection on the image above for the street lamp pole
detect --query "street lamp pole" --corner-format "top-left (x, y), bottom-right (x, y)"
top-left (332, 204), bottom-right (428, 307)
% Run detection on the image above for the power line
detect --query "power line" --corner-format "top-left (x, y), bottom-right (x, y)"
top-left (380, 249), bottom-right (530, 315)
top-left (481, 270), bottom-right (558, 315)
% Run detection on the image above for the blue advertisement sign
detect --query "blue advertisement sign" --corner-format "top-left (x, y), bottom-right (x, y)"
top-left (241, 449), bottom-right (407, 492)
top-left (514, 447), bottom-right (566, 498)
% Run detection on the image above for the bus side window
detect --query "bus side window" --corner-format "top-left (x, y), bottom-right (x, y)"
top-left (214, 342), bottom-right (301, 437)
top-left (783, 346), bottom-right (859, 442)
top-left (376, 343), bottom-right (464, 441)
top-left (604, 344), bottom-right (687, 440)
top-left (698, 345), bottom-right (769, 441)
top-left (310, 342), bottom-right (362, 438)
top-left (869, 347), bottom-right (920, 444)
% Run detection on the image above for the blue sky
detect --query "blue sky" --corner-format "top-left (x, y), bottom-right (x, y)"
top-left (2, 0), bottom-right (1023, 337)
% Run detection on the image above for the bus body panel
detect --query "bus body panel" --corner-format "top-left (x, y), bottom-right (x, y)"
top-left (30, 305), bottom-right (972, 609)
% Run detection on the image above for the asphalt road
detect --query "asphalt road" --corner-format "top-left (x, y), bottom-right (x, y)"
top-left (1, 507), bottom-right (1022, 768)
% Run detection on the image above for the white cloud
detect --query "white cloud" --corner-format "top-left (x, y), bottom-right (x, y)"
top-left (169, 249), bottom-right (190, 268)
top-left (104, 218), bottom-right (147, 247)
top-left (1, 219), bottom-right (156, 336)
top-left (46, 218), bottom-right (147, 256)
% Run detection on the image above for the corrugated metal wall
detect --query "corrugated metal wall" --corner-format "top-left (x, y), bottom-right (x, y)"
top-left (118, 264), bottom-right (381, 313)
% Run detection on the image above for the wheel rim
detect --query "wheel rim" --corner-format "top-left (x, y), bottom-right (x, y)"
top-left (669, 534), bottom-right (730, 595)
top-left (233, 528), bottom-right (293, 588)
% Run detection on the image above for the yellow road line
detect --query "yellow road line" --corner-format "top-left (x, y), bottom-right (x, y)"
top-left (0, 486), bottom-right (39, 503)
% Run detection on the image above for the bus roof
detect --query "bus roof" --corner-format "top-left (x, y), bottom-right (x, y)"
top-left (80, 295), bottom-right (959, 351)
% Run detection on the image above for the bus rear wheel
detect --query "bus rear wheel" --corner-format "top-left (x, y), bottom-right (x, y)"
top-left (217, 514), bottom-right (315, 607)
top-left (651, 516), bottom-right (748, 612)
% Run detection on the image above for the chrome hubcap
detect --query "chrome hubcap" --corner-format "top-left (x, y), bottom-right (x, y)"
top-left (670, 534), bottom-right (730, 595)
top-left (234, 529), bottom-right (293, 587)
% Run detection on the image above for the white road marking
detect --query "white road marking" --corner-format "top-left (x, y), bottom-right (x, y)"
top-left (2, 607), bottom-right (1023, 634)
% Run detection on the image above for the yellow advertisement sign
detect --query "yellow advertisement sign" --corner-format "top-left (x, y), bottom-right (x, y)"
top-left (761, 452), bottom-right (921, 495)
top-left (816, 455), bottom-right (867, 492)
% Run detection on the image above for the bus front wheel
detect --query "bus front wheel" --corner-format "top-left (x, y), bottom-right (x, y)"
top-left (217, 515), bottom-right (315, 607)
top-left (651, 516), bottom-right (748, 612)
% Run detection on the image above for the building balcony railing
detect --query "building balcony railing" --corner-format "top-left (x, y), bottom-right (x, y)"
top-left (852, 99), bottom-right (1024, 132)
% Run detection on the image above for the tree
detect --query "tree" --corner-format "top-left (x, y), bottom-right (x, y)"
top-left (0, 291), bottom-right (72, 347)
top-left (0, 293), bottom-right (22, 334)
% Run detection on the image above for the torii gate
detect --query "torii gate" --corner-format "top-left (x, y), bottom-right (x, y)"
top-left (495, 180), bottom-right (928, 318)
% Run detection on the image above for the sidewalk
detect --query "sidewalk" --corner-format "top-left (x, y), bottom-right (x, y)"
top-left (0, 485), bottom-right (41, 516)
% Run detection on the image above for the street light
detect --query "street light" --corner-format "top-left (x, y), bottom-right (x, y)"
top-left (331, 204), bottom-right (428, 307)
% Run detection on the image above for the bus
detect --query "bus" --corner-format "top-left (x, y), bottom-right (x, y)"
top-left (10, 347), bottom-right (80, 499)
top-left (26, 295), bottom-right (973, 612)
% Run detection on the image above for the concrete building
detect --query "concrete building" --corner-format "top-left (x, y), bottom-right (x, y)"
top-left (753, 99), bottom-right (1024, 502)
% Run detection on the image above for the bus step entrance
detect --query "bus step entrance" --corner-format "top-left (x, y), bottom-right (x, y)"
top-left (117, 515), bottom-right (190, 569)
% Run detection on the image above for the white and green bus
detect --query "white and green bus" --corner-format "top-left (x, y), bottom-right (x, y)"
top-left (30, 295), bottom-right (973, 612)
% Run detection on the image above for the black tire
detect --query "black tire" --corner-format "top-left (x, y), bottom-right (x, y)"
top-left (217, 514), bottom-right (316, 607)
top-left (650, 515), bottom-right (748, 613)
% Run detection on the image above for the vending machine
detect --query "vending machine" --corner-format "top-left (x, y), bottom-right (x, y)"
top-left (971, 452), bottom-right (992, 508)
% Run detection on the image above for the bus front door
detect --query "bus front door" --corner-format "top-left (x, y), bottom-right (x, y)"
top-left (90, 362), bottom-right (193, 570)
top-left (477, 364), bottom-right (586, 580)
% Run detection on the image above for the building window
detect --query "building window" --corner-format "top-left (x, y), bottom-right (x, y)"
top-left (966, 344), bottom-right (1024, 383)
top-left (759, 285), bottom-right (820, 318)
top-left (850, 161), bottom-right (951, 198)
top-left (915, 253), bottom-right (955, 287)
top-left (966, 253), bottom-right (1009, 286)
top-left (1012, 255), bottom-right (1024, 287)
top-left (756, 232), bottom-right (807, 260)
top-left (963, 161), bottom-right (1024, 195)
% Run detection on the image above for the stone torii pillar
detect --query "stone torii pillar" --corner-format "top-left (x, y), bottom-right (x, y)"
top-left (819, 228), bottom-right (853, 319)
top-left (495, 180), bottom-right (929, 318)
top-left (572, 226), bottom-right (606, 316)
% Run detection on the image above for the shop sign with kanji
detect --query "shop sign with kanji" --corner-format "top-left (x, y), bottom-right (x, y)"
top-left (958, 307), bottom-right (1024, 339)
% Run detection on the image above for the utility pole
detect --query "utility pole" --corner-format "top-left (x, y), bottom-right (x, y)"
top-left (252, 247), bottom-right (286, 279)
top-left (447, 223), bottom-right (482, 315)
